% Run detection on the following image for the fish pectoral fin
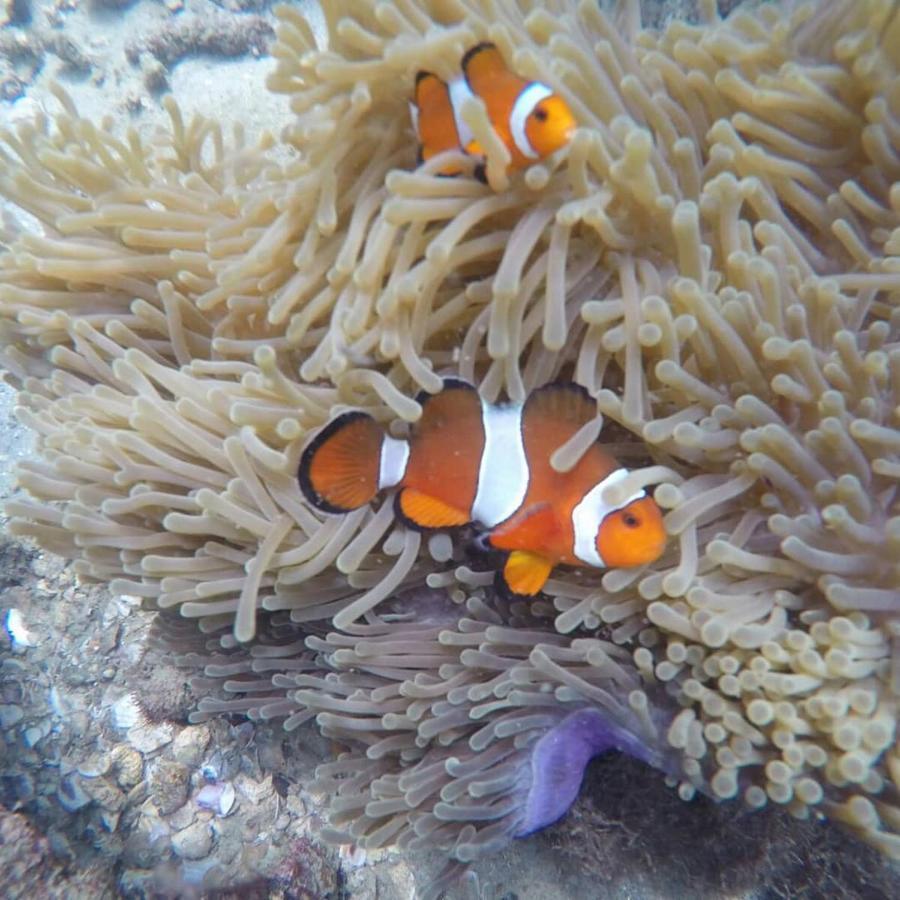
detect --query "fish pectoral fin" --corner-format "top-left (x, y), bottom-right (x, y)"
top-left (502, 550), bottom-right (554, 596)
top-left (489, 502), bottom-right (560, 552)
top-left (396, 488), bottom-right (470, 530)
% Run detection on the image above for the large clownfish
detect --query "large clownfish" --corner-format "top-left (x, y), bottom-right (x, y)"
top-left (298, 380), bottom-right (667, 597)
top-left (411, 42), bottom-right (576, 177)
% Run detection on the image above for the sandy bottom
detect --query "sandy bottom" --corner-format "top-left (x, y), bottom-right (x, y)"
top-left (1, 2), bottom-right (900, 898)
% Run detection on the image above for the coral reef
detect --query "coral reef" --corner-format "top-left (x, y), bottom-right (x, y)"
top-left (0, 25), bottom-right (93, 104)
top-left (1, 0), bottom-right (899, 894)
top-left (0, 0), bottom-right (280, 111)
top-left (124, 11), bottom-right (274, 68)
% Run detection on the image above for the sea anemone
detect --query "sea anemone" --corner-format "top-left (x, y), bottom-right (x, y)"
top-left (1, 0), bottom-right (899, 892)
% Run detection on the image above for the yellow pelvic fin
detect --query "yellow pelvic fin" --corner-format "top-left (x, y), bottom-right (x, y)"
top-left (502, 550), bottom-right (554, 596)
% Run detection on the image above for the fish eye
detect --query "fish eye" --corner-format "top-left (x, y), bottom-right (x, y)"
top-left (623, 512), bottom-right (640, 528)
top-left (533, 106), bottom-right (549, 122)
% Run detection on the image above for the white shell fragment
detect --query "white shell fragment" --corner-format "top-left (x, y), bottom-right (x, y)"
top-left (110, 693), bottom-right (172, 752)
top-left (4, 608), bottom-right (38, 649)
top-left (111, 694), bottom-right (145, 731)
top-left (196, 781), bottom-right (236, 817)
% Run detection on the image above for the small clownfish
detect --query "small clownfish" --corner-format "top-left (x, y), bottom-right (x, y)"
top-left (298, 380), bottom-right (667, 597)
top-left (411, 42), bottom-right (576, 177)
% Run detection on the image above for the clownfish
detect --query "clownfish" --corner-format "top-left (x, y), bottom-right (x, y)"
top-left (298, 380), bottom-right (667, 597)
top-left (411, 42), bottom-right (576, 177)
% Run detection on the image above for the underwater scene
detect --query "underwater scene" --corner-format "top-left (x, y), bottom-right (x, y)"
top-left (1, 0), bottom-right (899, 897)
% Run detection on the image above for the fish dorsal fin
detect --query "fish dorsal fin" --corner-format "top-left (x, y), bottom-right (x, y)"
top-left (524, 382), bottom-right (596, 433)
top-left (396, 488), bottom-right (470, 529)
top-left (489, 502), bottom-right (561, 552)
top-left (414, 376), bottom-right (477, 408)
top-left (411, 378), bottom-right (483, 459)
top-left (461, 43), bottom-right (524, 101)
top-left (460, 43), bottom-right (527, 145)
top-left (502, 550), bottom-right (554, 596)
top-left (521, 382), bottom-right (614, 478)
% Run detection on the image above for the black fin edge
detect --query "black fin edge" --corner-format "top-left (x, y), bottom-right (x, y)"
top-left (460, 41), bottom-right (498, 78)
top-left (297, 410), bottom-right (375, 515)
top-left (393, 490), bottom-right (437, 533)
top-left (413, 376), bottom-right (477, 407)
top-left (392, 490), bottom-right (475, 534)
top-left (394, 490), bottom-right (424, 532)
top-left (529, 381), bottom-right (592, 400)
top-left (524, 381), bottom-right (594, 412)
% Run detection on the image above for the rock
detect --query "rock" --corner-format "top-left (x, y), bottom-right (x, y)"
top-left (234, 773), bottom-right (271, 806)
top-left (141, 56), bottom-right (169, 94)
top-left (148, 759), bottom-right (189, 815)
top-left (121, 808), bottom-right (170, 869)
top-left (110, 745), bottom-right (143, 789)
top-left (77, 752), bottom-right (112, 778)
top-left (57, 774), bottom-right (91, 812)
top-left (167, 802), bottom-right (196, 832)
top-left (270, 834), bottom-right (344, 897)
top-left (170, 724), bottom-right (210, 768)
top-left (80, 776), bottom-right (125, 812)
top-left (171, 820), bottom-right (212, 860)
top-left (0, 810), bottom-right (116, 896)
top-left (22, 720), bottom-right (50, 748)
top-left (0, 771), bottom-right (34, 808)
top-left (0, 704), bottom-right (23, 729)
top-left (200, 742), bottom-right (243, 783)
top-left (127, 720), bottom-right (173, 754)
top-left (99, 809), bottom-right (120, 833)
top-left (97, 622), bottom-right (120, 655)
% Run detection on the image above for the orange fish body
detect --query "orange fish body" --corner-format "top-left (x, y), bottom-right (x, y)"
top-left (298, 380), bottom-right (666, 596)
top-left (411, 43), bottom-right (576, 176)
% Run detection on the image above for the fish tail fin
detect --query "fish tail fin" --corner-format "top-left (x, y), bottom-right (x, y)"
top-left (298, 412), bottom-right (385, 513)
